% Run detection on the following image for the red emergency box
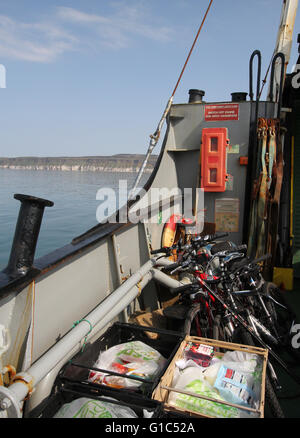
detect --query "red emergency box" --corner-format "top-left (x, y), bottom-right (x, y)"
top-left (201, 127), bottom-right (229, 192)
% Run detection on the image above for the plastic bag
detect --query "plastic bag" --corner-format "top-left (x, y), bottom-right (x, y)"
top-left (168, 367), bottom-right (242, 418)
top-left (169, 346), bottom-right (263, 418)
top-left (215, 350), bottom-right (262, 406)
top-left (214, 364), bottom-right (257, 408)
top-left (202, 358), bottom-right (222, 386)
top-left (88, 341), bottom-right (166, 389)
top-left (203, 351), bottom-right (262, 403)
top-left (221, 350), bottom-right (260, 373)
top-left (53, 397), bottom-right (138, 418)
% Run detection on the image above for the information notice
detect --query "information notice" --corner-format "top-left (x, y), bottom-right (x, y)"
top-left (205, 104), bottom-right (239, 121)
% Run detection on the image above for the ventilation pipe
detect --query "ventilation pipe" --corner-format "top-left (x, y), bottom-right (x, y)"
top-left (231, 92), bottom-right (247, 102)
top-left (188, 89), bottom-right (205, 103)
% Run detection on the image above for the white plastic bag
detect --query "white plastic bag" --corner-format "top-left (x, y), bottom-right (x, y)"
top-left (169, 347), bottom-right (263, 418)
top-left (202, 358), bottom-right (222, 386)
top-left (221, 350), bottom-right (260, 373)
top-left (88, 341), bottom-right (166, 389)
top-left (203, 351), bottom-right (262, 400)
top-left (168, 367), bottom-right (242, 418)
top-left (54, 397), bottom-right (138, 418)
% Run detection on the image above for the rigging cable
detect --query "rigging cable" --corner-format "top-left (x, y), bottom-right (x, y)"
top-left (259, 51), bottom-right (275, 99)
top-left (129, 0), bottom-right (214, 200)
top-left (171, 0), bottom-right (213, 98)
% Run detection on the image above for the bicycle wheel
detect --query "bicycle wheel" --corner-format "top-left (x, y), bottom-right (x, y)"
top-left (263, 282), bottom-right (300, 361)
top-left (235, 327), bottom-right (285, 418)
top-left (183, 303), bottom-right (213, 337)
top-left (212, 313), bottom-right (236, 344)
top-left (264, 282), bottom-right (295, 329)
top-left (183, 304), bottom-right (201, 336)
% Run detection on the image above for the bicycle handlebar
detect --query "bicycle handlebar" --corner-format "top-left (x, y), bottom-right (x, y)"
top-left (151, 232), bottom-right (230, 256)
top-left (229, 253), bottom-right (271, 276)
top-left (164, 258), bottom-right (193, 275)
top-left (211, 232), bottom-right (230, 240)
top-left (150, 247), bottom-right (170, 255)
top-left (193, 232), bottom-right (229, 246)
top-left (170, 282), bottom-right (200, 295)
top-left (163, 262), bottom-right (180, 272)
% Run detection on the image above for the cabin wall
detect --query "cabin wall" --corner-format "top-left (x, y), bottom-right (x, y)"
top-left (145, 100), bottom-right (278, 248)
top-left (166, 102), bottom-right (252, 244)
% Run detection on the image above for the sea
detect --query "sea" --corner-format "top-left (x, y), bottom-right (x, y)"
top-left (0, 168), bottom-right (149, 271)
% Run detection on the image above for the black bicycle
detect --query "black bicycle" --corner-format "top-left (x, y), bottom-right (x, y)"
top-left (151, 236), bottom-right (299, 417)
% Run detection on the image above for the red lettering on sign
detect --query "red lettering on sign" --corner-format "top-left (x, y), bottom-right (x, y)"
top-left (205, 104), bottom-right (239, 121)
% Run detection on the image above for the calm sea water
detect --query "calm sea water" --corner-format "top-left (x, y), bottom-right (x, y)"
top-left (0, 169), bottom-right (149, 271)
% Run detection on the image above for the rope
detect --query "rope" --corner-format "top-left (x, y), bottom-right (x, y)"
top-left (30, 280), bottom-right (35, 365)
top-left (72, 318), bottom-right (93, 352)
top-left (136, 279), bottom-right (144, 297)
top-left (130, 0), bottom-right (213, 199)
top-left (259, 51), bottom-right (275, 99)
top-left (171, 0), bottom-right (214, 97)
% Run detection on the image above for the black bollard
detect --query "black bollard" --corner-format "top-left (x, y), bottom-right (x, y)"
top-left (4, 194), bottom-right (54, 277)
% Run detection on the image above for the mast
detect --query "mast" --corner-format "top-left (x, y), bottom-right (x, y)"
top-left (268, 0), bottom-right (299, 101)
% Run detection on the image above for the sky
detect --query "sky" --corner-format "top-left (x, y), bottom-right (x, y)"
top-left (0, 0), bottom-right (299, 157)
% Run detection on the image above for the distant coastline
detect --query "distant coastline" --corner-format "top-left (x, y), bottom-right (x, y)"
top-left (0, 154), bottom-right (158, 173)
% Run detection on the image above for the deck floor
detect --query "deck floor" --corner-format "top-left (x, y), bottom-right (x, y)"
top-left (271, 279), bottom-right (300, 418)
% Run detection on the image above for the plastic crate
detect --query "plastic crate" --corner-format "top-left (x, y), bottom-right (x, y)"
top-left (27, 378), bottom-right (162, 418)
top-left (152, 336), bottom-right (268, 418)
top-left (58, 322), bottom-right (184, 398)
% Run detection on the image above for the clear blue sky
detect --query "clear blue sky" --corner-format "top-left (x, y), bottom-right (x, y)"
top-left (0, 0), bottom-right (299, 157)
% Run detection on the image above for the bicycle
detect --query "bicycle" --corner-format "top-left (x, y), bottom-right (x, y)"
top-left (151, 235), bottom-right (300, 417)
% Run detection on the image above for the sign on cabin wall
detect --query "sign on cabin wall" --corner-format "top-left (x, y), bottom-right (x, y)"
top-left (215, 198), bottom-right (240, 232)
top-left (205, 104), bottom-right (239, 122)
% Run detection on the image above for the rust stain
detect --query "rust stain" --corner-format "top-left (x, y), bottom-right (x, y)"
top-left (12, 373), bottom-right (34, 399)
top-left (0, 364), bottom-right (16, 386)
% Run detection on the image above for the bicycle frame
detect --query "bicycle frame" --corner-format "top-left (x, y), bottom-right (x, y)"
top-left (197, 275), bottom-right (300, 387)
top-left (155, 234), bottom-right (300, 387)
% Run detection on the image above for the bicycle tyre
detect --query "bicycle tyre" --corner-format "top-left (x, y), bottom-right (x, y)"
top-left (212, 314), bottom-right (221, 340)
top-left (183, 304), bottom-right (201, 335)
top-left (264, 282), bottom-right (296, 325)
top-left (236, 328), bottom-right (285, 418)
top-left (212, 313), bottom-right (235, 344)
top-left (183, 302), bottom-right (216, 338)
